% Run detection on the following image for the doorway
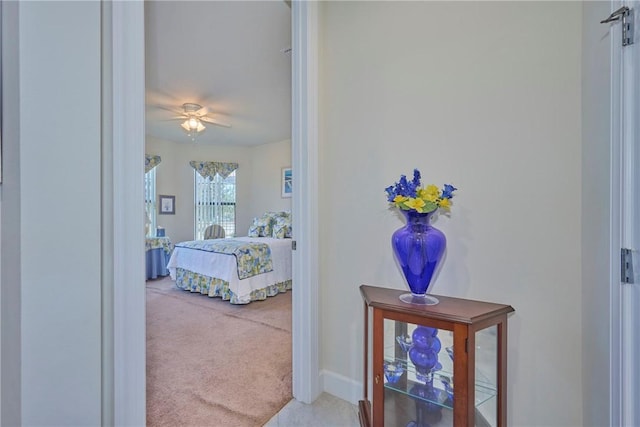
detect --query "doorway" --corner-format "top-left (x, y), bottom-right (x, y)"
top-left (143, 1), bottom-right (293, 423)
top-left (106, 2), bottom-right (320, 424)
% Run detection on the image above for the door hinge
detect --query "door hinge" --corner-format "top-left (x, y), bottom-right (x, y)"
top-left (292, 240), bottom-right (297, 250)
top-left (601, 6), bottom-right (634, 46)
top-left (621, 248), bottom-right (634, 284)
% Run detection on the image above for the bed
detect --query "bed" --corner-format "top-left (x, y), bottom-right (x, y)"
top-left (167, 236), bottom-right (292, 304)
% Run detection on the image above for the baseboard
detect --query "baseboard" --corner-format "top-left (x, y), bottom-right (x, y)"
top-left (320, 369), bottom-right (362, 406)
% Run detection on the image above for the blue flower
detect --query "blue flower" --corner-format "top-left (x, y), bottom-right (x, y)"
top-left (441, 184), bottom-right (457, 199)
top-left (412, 169), bottom-right (421, 188)
top-left (385, 169), bottom-right (458, 213)
top-left (385, 185), bottom-right (397, 202)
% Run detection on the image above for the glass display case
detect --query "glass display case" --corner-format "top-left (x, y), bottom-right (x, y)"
top-left (359, 285), bottom-right (514, 427)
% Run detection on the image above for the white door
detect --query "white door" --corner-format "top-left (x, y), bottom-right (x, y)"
top-left (617, 1), bottom-right (640, 424)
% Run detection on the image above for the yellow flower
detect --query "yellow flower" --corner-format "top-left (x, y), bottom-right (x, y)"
top-left (404, 198), bottom-right (426, 211)
top-left (393, 195), bottom-right (408, 204)
top-left (386, 170), bottom-right (457, 215)
top-left (418, 185), bottom-right (440, 203)
top-left (425, 185), bottom-right (440, 196)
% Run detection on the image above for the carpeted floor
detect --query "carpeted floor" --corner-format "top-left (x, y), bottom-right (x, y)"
top-left (146, 276), bottom-right (292, 427)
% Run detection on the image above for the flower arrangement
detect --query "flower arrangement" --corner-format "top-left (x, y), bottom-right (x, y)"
top-left (385, 169), bottom-right (457, 214)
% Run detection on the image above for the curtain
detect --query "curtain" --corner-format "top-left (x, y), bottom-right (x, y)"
top-left (145, 154), bottom-right (162, 173)
top-left (189, 161), bottom-right (239, 180)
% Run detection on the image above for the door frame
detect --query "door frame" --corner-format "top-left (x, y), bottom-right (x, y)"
top-left (106, 2), bottom-right (146, 424)
top-left (291, 0), bottom-right (321, 404)
top-left (106, 2), bottom-right (321, 424)
top-left (610, 1), bottom-right (639, 424)
top-left (616, 1), bottom-right (639, 423)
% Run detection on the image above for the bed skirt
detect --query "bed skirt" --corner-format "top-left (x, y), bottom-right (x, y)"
top-left (174, 267), bottom-right (292, 304)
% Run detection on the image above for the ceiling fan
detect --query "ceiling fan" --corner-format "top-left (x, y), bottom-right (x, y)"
top-left (165, 103), bottom-right (231, 140)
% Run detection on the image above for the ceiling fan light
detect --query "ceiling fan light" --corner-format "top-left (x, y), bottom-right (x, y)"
top-left (174, 102), bottom-right (227, 139)
top-left (188, 117), bottom-right (200, 130)
top-left (180, 117), bottom-right (206, 141)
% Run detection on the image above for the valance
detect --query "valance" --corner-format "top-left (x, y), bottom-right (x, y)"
top-left (145, 154), bottom-right (162, 173)
top-left (189, 161), bottom-right (239, 180)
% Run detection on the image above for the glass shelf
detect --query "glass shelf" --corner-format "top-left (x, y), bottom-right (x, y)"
top-left (382, 357), bottom-right (497, 409)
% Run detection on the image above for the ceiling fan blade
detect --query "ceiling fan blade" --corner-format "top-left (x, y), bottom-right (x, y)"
top-left (150, 104), bottom-right (183, 115)
top-left (200, 116), bottom-right (232, 128)
top-left (195, 106), bottom-right (209, 116)
top-left (158, 116), bottom-right (187, 122)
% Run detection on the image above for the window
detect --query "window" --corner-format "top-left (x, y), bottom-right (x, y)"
top-left (144, 167), bottom-right (157, 237)
top-left (194, 170), bottom-right (236, 239)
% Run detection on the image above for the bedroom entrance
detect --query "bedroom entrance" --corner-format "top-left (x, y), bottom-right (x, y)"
top-left (106, 2), bottom-right (319, 423)
top-left (143, 2), bottom-right (296, 424)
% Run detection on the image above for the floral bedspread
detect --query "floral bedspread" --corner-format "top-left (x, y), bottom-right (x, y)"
top-left (174, 267), bottom-right (291, 304)
top-left (175, 239), bottom-right (273, 279)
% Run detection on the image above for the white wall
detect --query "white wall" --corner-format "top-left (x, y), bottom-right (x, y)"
top-left (581, 2), bottom-right (614, 426)
top-left (319, 2), bottom-right (583, 425)
top-left (1, 2), bottom-right (103, 424)
top-left (248, 139), bottom-right (292, 220)
top-left (146, 136), bottom-right (290, 243)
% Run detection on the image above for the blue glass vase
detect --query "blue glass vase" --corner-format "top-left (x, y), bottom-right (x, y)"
top-left (392, 209), bottom-right (446, 305)
top-left (409, 326), bottom-right (442, 382)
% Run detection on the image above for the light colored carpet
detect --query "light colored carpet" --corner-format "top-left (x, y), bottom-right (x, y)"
top-left (146, 277), bottom-right (292, 427)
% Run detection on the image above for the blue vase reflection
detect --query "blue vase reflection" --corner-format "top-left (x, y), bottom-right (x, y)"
top-left (383, 360), bottom-right (405, 384)
top-left (408, 383), bottom-right (443, 426)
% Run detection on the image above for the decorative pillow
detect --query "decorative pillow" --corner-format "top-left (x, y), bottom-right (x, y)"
top-left (248, 212), bottom-right (292, 238)
top-left (264, 211), bottom-right (285, 226)
top-left (254, 214), bottom-right (275, 237)
top-left (248, 222), bottom-right (263, 237)
top-left (272, 215), bottom-right (292, 239)
top-left (267, 210), bottom-right (289, 219)
top-left (272, 224), bottom-right (288, 239)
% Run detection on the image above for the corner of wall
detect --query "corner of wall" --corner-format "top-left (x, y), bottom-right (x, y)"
top-left (320, 369), bottom-right (361, 406)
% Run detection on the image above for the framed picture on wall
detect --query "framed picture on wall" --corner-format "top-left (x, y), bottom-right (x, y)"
top-left (159, 195), bottom-right (175, 215)
top-left (281, 167), bottom-right (292, 198)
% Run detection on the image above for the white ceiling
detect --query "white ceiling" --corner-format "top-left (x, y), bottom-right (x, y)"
top-left (145, 1), bottom-right (292, 146)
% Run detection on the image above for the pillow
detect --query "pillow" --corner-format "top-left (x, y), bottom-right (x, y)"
top-left (248, 212), bottom-right (292, 238)
top-left (272, 215), bottom-right (292, 239)
top-left (264, 211), bottom-right (286, 225)
top-left (272, 225), bottom-right (291, 239)
top-left (248, 222), bottom-right (263, 237)
top-left (266, 210), bottom-right (289, 219)
top-left (250, 214), bottom-right (274, 237)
